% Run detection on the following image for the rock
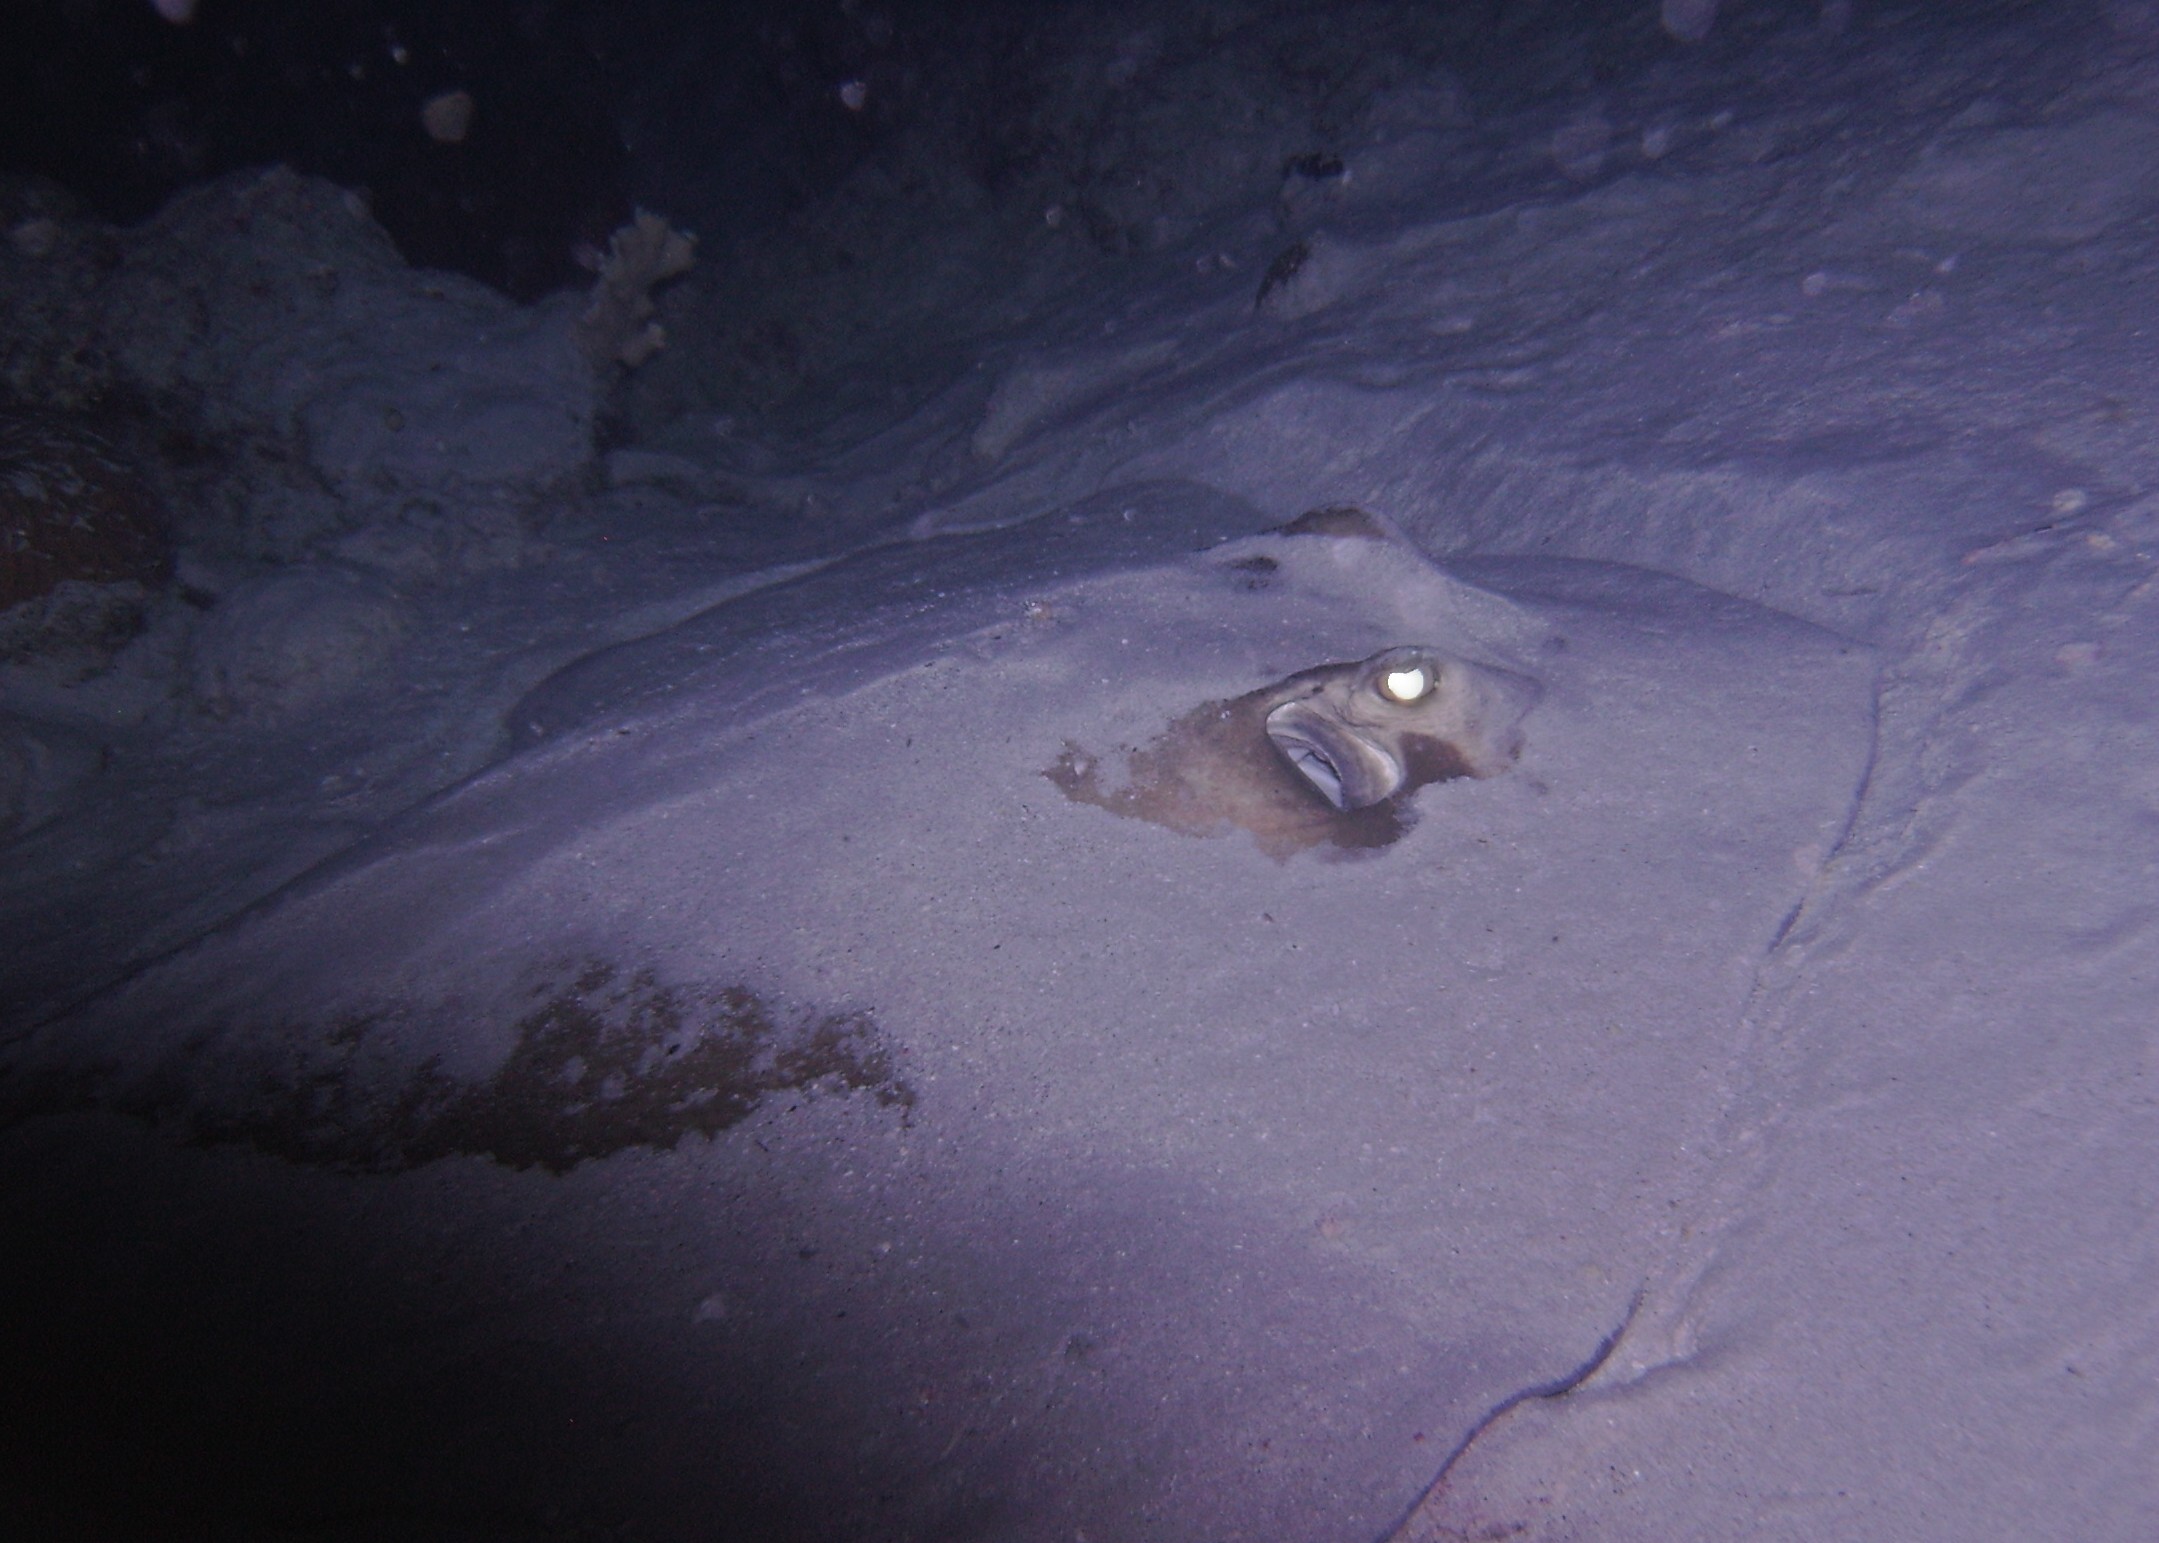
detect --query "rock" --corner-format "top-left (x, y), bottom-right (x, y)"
top-left (92, 168), bottom-right (597, 540)
top-left (0, 410), bottom-right (169, 610)
top-left (0, 714), bottom-right (103, 841)
top-left (188, 564), bottom-right (410, 721)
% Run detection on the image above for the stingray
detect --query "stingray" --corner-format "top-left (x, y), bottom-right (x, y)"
top-left (0, 483), bottom-right (1878, 1543)
top-left (1050, 505), bottom-right (1538, 859)
top-left (1048, 642), bottom-right (1539, 859)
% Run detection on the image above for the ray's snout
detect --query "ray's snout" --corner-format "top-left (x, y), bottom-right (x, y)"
top-left (1264, 697), bottom-right (1402, 810)
top-left (1263, 646), bottom-right (1535, 811)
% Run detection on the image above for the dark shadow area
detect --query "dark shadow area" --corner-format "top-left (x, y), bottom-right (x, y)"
top-left (0, 1094), bottom-right (1488, 1542)
top-left (0, 1119), bottom-right (903, 1542)
top-left (0, 0), bottom-right (632, 301)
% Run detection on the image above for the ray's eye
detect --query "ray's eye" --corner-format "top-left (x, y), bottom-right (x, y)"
top-left (1377, 664), bottom-right (1432, 703)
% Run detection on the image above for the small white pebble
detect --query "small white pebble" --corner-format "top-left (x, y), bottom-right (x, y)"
top-left (420, 89), bottom-right (476, 144)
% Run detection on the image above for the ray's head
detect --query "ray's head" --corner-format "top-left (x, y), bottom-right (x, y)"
top-left (1050, 642), bottom-right (1537, 860)
top-left (1261, 646), bottom-right (1497, 813)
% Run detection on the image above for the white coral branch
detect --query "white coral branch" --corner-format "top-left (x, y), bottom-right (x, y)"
top-left (574, 210), bottom-right (696, 371)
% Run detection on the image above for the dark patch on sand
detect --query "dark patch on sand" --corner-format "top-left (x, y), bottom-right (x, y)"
top-left (5, 960), bottom-right (914, 1174)
top-left (1254, 238), bottom-right (1311, 309)
top-left (1271, 504), bottom-right (1394, 541)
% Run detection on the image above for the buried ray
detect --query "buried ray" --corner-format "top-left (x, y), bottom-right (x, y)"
top-left (1049, 645), bottom-right (1539, 859)
top-left (0, 485), bottom-right (1880, 1543)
